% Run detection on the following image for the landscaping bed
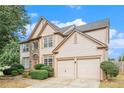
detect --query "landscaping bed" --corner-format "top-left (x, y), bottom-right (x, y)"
top-left (100, 74), bottom-right (124, 88)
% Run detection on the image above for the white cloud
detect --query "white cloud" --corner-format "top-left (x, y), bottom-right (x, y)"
top-left (29, 13), bottom-right (38, 18)
top-left (25, 23), bottom-right (36, 37)
top-left (110, 38), bottom-right (124, 48)
top-left (110, 29), bottom-right (117, 39)
top-left (117, 33), bottom-right (124, 38)
top-left (109, 29), bottom-right (124, 49)
top-left (68, 5), bottom-right (81, 10)
top-left (108, 29), bottom-right (124, 58)
top-left (52, 18), bottom-right (86, 28)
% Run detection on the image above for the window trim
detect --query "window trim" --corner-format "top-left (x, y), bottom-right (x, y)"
top-left (43, 55), bottom-right (54, 66)
top-left (22, 44), bottom-right (29, 52)
top-left (43, 35), bottom-right (53, 48)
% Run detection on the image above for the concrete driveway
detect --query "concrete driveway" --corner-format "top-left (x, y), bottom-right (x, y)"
top-left (26, 78), bottom-right (100, 88)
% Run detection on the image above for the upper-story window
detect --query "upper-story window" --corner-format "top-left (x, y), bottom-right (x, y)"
top-left (22, 44), bottom-right (29, 52)
top-left (32, 41), bottom-right (38, 50)
top-left (44, 35), bottom-right (53, 48)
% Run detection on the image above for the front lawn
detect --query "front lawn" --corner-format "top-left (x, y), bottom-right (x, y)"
top-left (0, 80), bottom-right (30, 88)
top-left (100, 74), bottom-right (124, 88)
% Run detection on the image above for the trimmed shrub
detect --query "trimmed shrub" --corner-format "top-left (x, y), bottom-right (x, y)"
top-left (41, 66), bottom-right (54, 72)
top-left (11, 70), bottom-right (18, 76)
top-left (30, 70), bottom-right (48, 80)
top-left (40, 66), bottom-right (54, 77)
top-left (48, 71), bottom-right (54, 77)
top-left (100, 61), bottom-right (119, 80)
top-left (34, 64), bottom-right (45, 70)
top-left (18, 69), bottom-right (24, 74)
top-left (11, 67), bottom-right (18, 71)
top-left (3, 68), bottom-right (12, 75)
top-left (11, 64), bottom-right (24, 70)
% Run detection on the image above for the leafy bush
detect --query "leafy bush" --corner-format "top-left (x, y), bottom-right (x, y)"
top-left (3, 68), bottom-right (12, 75)
top-left (11, 70), bottom-right (18, 76)
top-left (41, 66), bottom-right (54, 72)
top-left (2, 64), bottom-right (24, 76)
top-left (40, 66), bottom-right (54, 77)
top-left (11, 64), bottom-right (24, 70)
top-left (100, 61), bottom-right (119, 80)
top-left (34, 64), bottom-right (45, 70)
top-left (18, 69), bottom-right (24, 74)
top-left (11, 67), bottom-right (18, 71)
top-left (30, 70), bottom-right (48, 80)
top-left (48, 71), bottom-right (54, 77)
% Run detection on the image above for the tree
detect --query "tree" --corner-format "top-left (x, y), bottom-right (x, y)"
top-left (0, 5), bottom-right (30, 53)
top-left (0, 6), bottom-right (30, 66)
top-left (100, 61), bottom-right (119, 80)
top-left (0, 40), bottom-right (19, 66)
top-left (119, 56), bottom-right (122, 61)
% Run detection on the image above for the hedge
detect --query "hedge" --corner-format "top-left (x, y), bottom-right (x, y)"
top-left (18, 69), bottom-right (24, 74)
top-left (48, 71), bottom-right (54, 77)
top-left (30, 70), bottom-right (48, 80)
top-left (34, 64), bottom-right (45, 70)
top-left (11, 64), bottom-right (24, 69)
top-left (2, 64), bottom-right (24, 76)
top-left (11, 70), bottom-right (18, 76)
top-left (40, 66), bottom-right (54, 77)
top-left (3, 68), bottom-right (12, 75)
top-left (40, 66), bottom-right (54, 72)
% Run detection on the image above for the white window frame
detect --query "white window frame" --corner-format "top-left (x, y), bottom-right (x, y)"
top-left (22, 44), bottom-right (29, 52)
top-left (43, 35), bottom-right (53, 48)
top-left (43, 55), bottom-right (53, 66)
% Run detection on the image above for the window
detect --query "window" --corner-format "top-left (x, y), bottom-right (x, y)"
top-left (22, 44), bottom-right (29, 52)
top-left (43, 55), bottom-right (53, 66)
top-left (44, 35), bottom-right (53, 48)
top-left (32, 41), bottom-right (38, 50)
top-left (22, 57), bottom-right (30, 69)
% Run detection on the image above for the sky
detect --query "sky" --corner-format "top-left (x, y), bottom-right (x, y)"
top-left (25, 5), bottom-right (124, 59)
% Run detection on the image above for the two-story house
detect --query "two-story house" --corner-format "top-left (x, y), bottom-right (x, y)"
top-left (20, 17), bottom-right (109, 80)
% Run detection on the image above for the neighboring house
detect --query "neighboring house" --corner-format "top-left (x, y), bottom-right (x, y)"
top-left (20, 17), bottom-right (109, 80)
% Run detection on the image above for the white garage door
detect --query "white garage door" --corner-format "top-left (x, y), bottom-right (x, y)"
top-left (58, 60), bottom-right (75, 79)
top-left (77, 59), bottom-right (100, 80)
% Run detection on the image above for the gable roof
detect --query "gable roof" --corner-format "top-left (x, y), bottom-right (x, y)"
top-left (28, 17), bottom-right (44, 40)
top-left (52, 29), bottom-right (107, 53)
top-left (20, 17), bottom-right (109, 44)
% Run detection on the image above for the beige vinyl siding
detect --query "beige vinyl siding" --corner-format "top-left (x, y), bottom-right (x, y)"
top-left (56, 32), bottom-right (103, 58)
top-left (20, 44), bottom-right (30, 64)
top-left (85, 28), bottom-right (108, 45)
top-left (32, 20), bottom-right (46, 39)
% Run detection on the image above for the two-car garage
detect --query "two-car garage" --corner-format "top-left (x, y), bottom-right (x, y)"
top-left (57, 57), bottom-right (101, 80)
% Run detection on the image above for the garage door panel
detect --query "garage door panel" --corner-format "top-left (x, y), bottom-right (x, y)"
top-left (58, 60), bottom-right (75, 79)
top-left (77, 59), bottom-right (100, 80)
top-left (57, 58), bottom-right (100, 80)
